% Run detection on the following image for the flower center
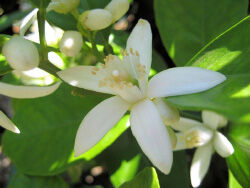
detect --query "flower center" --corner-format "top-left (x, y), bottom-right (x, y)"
top-left (185, 131), bottom-right (201, 148)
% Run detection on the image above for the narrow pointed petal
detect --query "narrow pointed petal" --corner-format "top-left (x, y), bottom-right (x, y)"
top-left (130, 99), bottom-right (173, 174)
top-left (213, 132), bottom-right (234, 157)
top-left (57, 66), bottom-right (115, 95)
top-left (148, 67), bottom-right (226, 98)
top-left (191, 143), bottom-right (214, 187)
top-left (0, 111), bottom-right (20, 134)
top-left (174, 126), bottom-right (213, 150)
top-left (20, 8), bottom-right (38, 36)
top-left (126, 19), bottom-right (152, 75)
top-left (202, 110), bottom-right (228, 130)
top-left (171, 117), bottom-right (203, 131)
top-left (74, 96), bottom-right (129, 157)
top-left (0, 82), bottom-right (61, 98)
top-left (153, 98), bottom-right (180, 125)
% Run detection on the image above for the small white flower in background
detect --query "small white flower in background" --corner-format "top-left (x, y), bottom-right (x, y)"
top-left (47, 0), bottom-right (80, 14)
top-left (58, 19), bottom-right (226, 174)
top-left (2, 36), bottom-right (39, 71)
top-left (79, 9), bottom-right (113, 31)
top-left (172, 110), bottom-right (234, 187)
top-left (59, 31), bottom-right (83, 57)
top-left (0, 111), bottom-right (20, 134)
top-left (105, 0), bottom-right (130, 23)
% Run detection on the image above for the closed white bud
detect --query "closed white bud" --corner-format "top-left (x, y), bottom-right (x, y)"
top-left (105, 0), bottom-right (129, 22)
top-left (47, 0), bottom-right (79, 14)
top-left (79, 9), bottom-right (112, 31)
top-left (2, 36), bottom-right (39, 71)
top-left (59, 31), bottom-right (83, 57)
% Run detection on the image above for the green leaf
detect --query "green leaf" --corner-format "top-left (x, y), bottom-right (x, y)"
top-left (229, 170), bottom-right (243, 188)
top-left (154, 0), bottom-right (248, 66)
top-left (187, 16), bottom-right (250, 74)
top-left (227, 123), bottom-right (250, 187)
top-left (110, 155), bottom-right (141, 187)
top-left (2, 83), bottom-right (129, 175)
top-left (46, 11), bottom-right (77, 30)
top-left (8, 172), bottom-right (68, 188)
top-left (120, 167), bottom-right (160, 188)
top-left (0, 59), bottom-right (12, 76)
top-left (167, 74), bottom-right (250, 123)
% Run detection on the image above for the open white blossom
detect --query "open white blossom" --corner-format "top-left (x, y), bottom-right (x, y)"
top-left (58, 19), bottom-right (226, 174)
top-left (172, 111), bottom-right (234, 187)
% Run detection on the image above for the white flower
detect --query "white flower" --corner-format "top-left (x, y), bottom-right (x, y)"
top-left (79, 9), bottom-right (113, 31)
top-left (0, 111), bottom-right (20, 134)
top-left (59, 31), bottom-right (83, 57)
top-left (172, 111), bottom-right (234, 187)
top-left (47, 0), bottom-right (80, 14)
top-left (1, 37), bottom-right (61, 98)
top-left (105, 0), bottom-right (130, 22)
top-left (58, 19), bottom-right (226, 174)
top-left (2, 36), bottom-right (39, 71)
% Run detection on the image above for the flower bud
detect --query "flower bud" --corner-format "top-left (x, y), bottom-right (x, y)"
top-left (47, 0), bottom-right (79, 14)
top-left (2, 36), bottom-right (39, 71)
top-left (79, 9), bottom-right (112, 31)
top-left (59, 31), bottom-right (83, 57)
top-left (105, 0), bottom-right (129, 22)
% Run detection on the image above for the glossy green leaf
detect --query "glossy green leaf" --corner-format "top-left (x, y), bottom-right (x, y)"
top-left (229, 171), bottom-right (243, 188)
top-left (111, 155), bottom-right (141, 187)
top-left (46, 11), bottom-right (77, 31)
top-left (227, 123), bottom-right (250, 187)
top-left (2, 83), bottom-right (129, 175)
top-left (8, 172), bottom-right (68, 188)
top-left (120, 167), bottom-right (160, 188)
top-left (167, 74), bottom-right (250, 123)
top-left (187, 16), bottom-right (250, 74)
top-left (154, 0), bottom-right (248, 66)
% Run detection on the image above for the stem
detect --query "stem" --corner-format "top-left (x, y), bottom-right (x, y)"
top-left (99, 32), bottom-right (113, 55)
top-left (37, 1), bottom-right (48, 62)
top-left (39, 61), bottom-right (61, 77)
top-left (90, 32), bottom-right (104, 63)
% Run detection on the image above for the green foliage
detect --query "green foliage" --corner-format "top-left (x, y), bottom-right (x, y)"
top-left (120, 167), bottom-right (160, 188)
top-left (229, 171), bottom-right (243, 188)
top-left (188, 16), bottom-right (250, 75)
top-left (8, 172), bottom-right (68, 188)
top-left (154, 0), bottom-right (248, 66)
top-left (167, 17), bottom-right (250, 123)
top-left (227, 123), bottom-right (250, 187)
top-left (2, 83), bottom-right (129, 175)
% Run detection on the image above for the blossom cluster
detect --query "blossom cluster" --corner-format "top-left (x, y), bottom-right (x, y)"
top-left (0, 1), bottom-right (234, 187)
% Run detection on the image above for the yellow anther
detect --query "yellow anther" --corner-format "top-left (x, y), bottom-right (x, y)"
top-left (129, 48), bottom-right (134, 55)
top-left (135, 51), bottom-right (139, 56)
top-left (93, 67), bottom-right (99, 71)
top-left (91, 71), bottom-right (96, 75)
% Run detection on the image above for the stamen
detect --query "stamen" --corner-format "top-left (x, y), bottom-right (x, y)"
top-left (135, 51), bottom-right (139, 56)
top-left (91, 71), bottom-right (96, 75)
top-left (185, 131), bottom-right (201, 148)
top-left (129, 48), bottom-right (134, 55)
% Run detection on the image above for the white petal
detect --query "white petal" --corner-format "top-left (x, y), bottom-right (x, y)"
top-left (213, 132), bottom-right (234, 157)
top-left (202, 110), bottom-right (228, 130)
top-left (171, 117), bottom-right (203, 131)
top-left (57, 66), bottom-right (115, 95)
top-left (0, 111), bottom-right (20, 134)
top-left (0, 82), bottom-right (61, 98)
top-left (130, 99), bottom-right (173, 174)
top-left (74, 96), bottom-right (129, 156)
top-left (126, 19), bottom-right (152, 75)
top-left (148, 67), bottom-right (226, 98)
top-left (191, 143), bottom-right (214, 187)
top-left (174, 126), bottom-right (213, 150)
top-left (20, 8), bottom-right (38, 36)
top-left (153, 98), bottom-right (180, 125)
